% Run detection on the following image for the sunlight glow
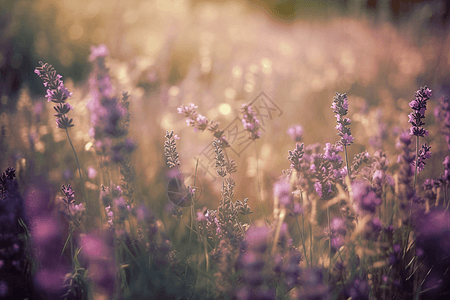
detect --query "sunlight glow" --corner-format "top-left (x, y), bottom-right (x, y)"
top-left (218, 103), bottom-right (231, 115)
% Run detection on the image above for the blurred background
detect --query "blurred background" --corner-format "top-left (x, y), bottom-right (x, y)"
top-left (1, 0), bottom-right (450, 217)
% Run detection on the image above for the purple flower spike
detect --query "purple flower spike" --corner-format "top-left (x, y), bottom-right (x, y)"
top-left (435, 95), bottom-right (450, 150)
top-left (414, 143), bottom-right (431, 173)
top-left (332, 92), bottom-right (354, 146)
top-left (352, 180), bottom-right (382, 215)
top-left (35, 61), bottom-right (74, 129)
top-left (409, 85), bottom-right (431, 137)
top-left (241, 103), bottom-right (261, 140)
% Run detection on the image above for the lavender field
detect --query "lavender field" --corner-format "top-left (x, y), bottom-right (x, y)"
top-left (1, 0), bottom-right (450, 299)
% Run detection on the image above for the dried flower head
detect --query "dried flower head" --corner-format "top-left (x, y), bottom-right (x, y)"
top-left (164, 130), bottom-right (180, 169)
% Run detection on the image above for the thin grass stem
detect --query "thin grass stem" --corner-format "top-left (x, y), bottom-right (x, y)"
top-left (65, 128), bottom-right (88, 212)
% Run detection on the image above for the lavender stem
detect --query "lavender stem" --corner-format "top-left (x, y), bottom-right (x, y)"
top-left (65, 128), bottom-right (88, 212)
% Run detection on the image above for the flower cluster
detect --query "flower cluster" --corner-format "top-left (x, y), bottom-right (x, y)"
top-left (414, 143), bottom-right (431, 172)
top-left (0, 168), bottom-right (31, 298)
top-left (213, 139), bottom-right (237, 177)
top-left (408, 85), bottom-right (432, 137)
top-left (0, 167), bottom-right (16, 200)
top-left (396, 131), bottom-right (419, 212)
top-left (178, 103), bottom-right (229, 145)
top-left (59, 184), bottom-right (85, 228)
top-left (273, 177), bottom-right (293, 207)
top-left (352, 180), bottom-right (382, 215)
top-left (288, 143), bottom-right (305, 173)
top-left (370, 151), bottom-right (391, 198)
top-left (87, 45), bottom-right (135, 164)
top-left (331, 92), bottom-right (354, 146)
top-left (349, 151), bottom-right (370, 178)
top-left (236, 226), bottom-right (275, 300)
top-left (328, 217), bottom-right (347, 250)
top-left (100, 183), bottom-right (131, 229)
top-left (177, 103), bottom-right (209, 131)
top-left (24, 179), bottom-right (70, 297)
top-left (434, 95), bottom-right (450, 149)
top-left (312, 143), bottom-right (347, 200)
top-left (345, 278), bottom-right (370, 300)
top-left (79, 232), bottom-right (116, 298)
top-left (443, 156), bottom-right (450, 182)
top-left (135, 205), bottom-right (175, 268)
top-left (287, 125), bottom-right (304, 142)
top-left (241, 103), bottom-right (261, 140)
top-left (413, 210), bottom-right (450, 298)
top-left (34, 62), bottom-right (74, 129)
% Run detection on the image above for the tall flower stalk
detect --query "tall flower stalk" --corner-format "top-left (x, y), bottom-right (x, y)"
top-left (331, 92), bottom-right (354, 179)
top-left (34, 62), bottom-right (88, 210)
top-left (241, 103), bottom-right (266, 221)
top-left (408, 86), bottom-right (432, 189)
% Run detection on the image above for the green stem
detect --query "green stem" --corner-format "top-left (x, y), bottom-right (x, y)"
top-left (309, 221), bottom-right (313, 267)
top-left (296, 217), bottom-right (308, 267)
top-left (344, 144), bottom-right (351, 180)
top-left (413, 136), bottom-right (419, 190)
top-left (254, 140), bottom-right (268, 223)
top-left (65, 129), bottom-right (88, 210)
top-left (327, 204), bottom-right (331, 283)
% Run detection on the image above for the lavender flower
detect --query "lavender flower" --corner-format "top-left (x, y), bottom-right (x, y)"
top-left (177, 103), bottom-right (230, 146)
top-left (241, 103), bottom-right (261, 140)
top-left (24, 179), bottom-right (70, 297)
top-left (326, 218), bottom-right (347, 251)
top-left (396, 131), bottom-right (416, 210)
top-left (413, 209), bottom-right (450, 298)
top-left (177, 103), bottom-right (209, 132)
top-left (282, 248), bottom-right (302, 288)
top-left (287, 125), bottom-right (303, 142)
top-left (364, 217), bottom-right (382, 240)
top-left (414, 143), bottom-right (431, 173)
top-left (58, 184), bottom-right (85, 230)
top-left (237, 226), bottom-right (274, 300)
top-left (0, 168), bottom-right (31, 298)
top-left (370, 151), bottom-right (389, 198)
top-left (345, 278), bottom-right (370, 300)
top-left (350, 151), bottom-right (370, 177)
top-left (87, 45), bottom-right (134, 165)
top-left (89, 44), bottom-right (109, 62)
top-left (311, 143), bottom-right (347, 200)
top-left (408, 85), bottom-right (432, 137)
top-left (79, 232), bottom-right (116, 298)
top-left (287, 143), bottom-right (304, 173)
top-left (273, 177), bottom-right (292, 206)
top-left (352, 180), bottom-right (381, 215)
top-left (331, 92), bottom-right (354, 146)
top-left (443, 156), bottom-right (450, 182)
top-left (35, 62), bottom-right (74, 129)
top-left (298, 268), bottom-right (330, 300)
top-left (434, 95), bottom-right (450, 149)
